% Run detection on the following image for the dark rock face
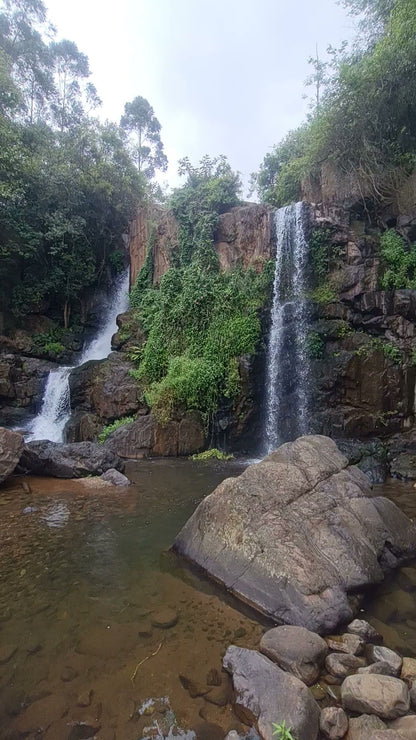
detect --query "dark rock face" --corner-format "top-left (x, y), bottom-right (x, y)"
top-left (69, 353), bottom-right (145, 423)
top-left (105, 412), bottom-right (205, 458)
top-left (18, 441), bottom-right (123, 478)
top-left (0, 354), bottom-right (56, 417)
top-left (174, 435), bottom-right (416, 633)
top-left (223, 645), bottom-right (320, 740)
top-left (0, 427), bottom-right (23, 484)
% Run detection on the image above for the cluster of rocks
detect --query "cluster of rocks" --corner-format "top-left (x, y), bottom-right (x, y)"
top-left (221, 620), bottom-right (416, 740)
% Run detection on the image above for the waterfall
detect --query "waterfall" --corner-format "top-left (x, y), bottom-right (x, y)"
top-left (26, 269), bottom-right (130, 443)
top-left (265, 202), bottom-right (310, 452)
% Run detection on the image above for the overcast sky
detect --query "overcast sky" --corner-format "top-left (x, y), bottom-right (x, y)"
top-left (43, 0), bottom-right (356, 193)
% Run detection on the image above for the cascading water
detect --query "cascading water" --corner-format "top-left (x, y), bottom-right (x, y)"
top-left (26, 269), bottom-right (130, 442)
top-left (265, 201), bottom-right (310, 452)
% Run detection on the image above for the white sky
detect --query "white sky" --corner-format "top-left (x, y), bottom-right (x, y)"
top-left (43, 0), bottom-right (356, 193)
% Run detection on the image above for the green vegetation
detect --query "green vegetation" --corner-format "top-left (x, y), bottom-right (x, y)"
top-left (307, 331), bottom-right (325, 360)
top-left (272, 720), bottom-right (295, 740)
top-left (31, 327), bottom-right (66, 357)
top-left (98, 416), bottom-right (136, 444)
top-left (0, 1), bottom-right (166, 328)
top-left (355, 336), bottom-right (403, 364)
top-left (252, 0), bottom-right (416, 211)
top-left (380, 229), bottom-right (416, 289)
top-left (128, 157), bottom-right (273, 423)
top-left (191, 449), bottom-right (234, 461)
top-left (310, 284), bottom-right (338, 305)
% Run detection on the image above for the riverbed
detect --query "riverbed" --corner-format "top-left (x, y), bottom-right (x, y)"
top-left (0, 462), bottom-right (416, 739)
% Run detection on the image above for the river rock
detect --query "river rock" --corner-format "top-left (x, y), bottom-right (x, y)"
top-left (409, 680), bottom-right (416, 707)
top-left (325, 653), bottom-right (366, 678)
top-left (358, 661), bottom-right (395, 676)
top-left (223, 646), bottom-right (320, 740)
top-left (367, 646), bottom-right (403, 677)
top-left (347, 714), bottom-right (387, 739)
top-left (347, 619), bottom-right (382, 643)
top-left (175, 436), bottom-right (416, 633)
top-left (388, 716), bottom-right (416, 738)
top-left (259, 625), bottom-right (328, 685)
top-left (320, 707), bottom-right (349, 739)
top-left (341, 675), bottom-right (410, 719)
top-left (401, 657), bottom-right (416, 682)
top-left (0, 427), bottom-right (23, 484)
top-left (151, 607), bottom-right (178, 629)
top-left (326, 633), bottom-right (364, 655)
top-left (390, 454), bottom-right (416, 480)
top-left (100, 468), bottom-right (130, 486)
top-left (18, 440), bottom-right (123, 478)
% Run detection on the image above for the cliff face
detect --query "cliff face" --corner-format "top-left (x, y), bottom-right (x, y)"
top-left (128, 203), bottom-right (274, 284)
top-left (308, 203), bottom-right (416, 442)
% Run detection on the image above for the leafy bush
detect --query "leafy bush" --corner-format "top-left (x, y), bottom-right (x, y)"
top-left (307, 331), bottom-right (325, 359)
top-left (310, 284), bottom-right (338, 304)
top-left (32, 328), bottom-right (66, 357)
top-left (98, 415), bottom-right (136, 443)
top-left (380, 229), bottom-right (416, 289)
top-left (191, 448), bottom-right (234, 461)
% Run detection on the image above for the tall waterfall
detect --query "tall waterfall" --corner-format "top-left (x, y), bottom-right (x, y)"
top-left (27, 269), bottom-right (130, 443)
top-left (265, 202), bottom-right (310, 452)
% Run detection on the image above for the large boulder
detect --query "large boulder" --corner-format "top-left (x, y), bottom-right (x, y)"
top-left (223, 645), bottom-right (320, 740)
top-left (18, 440), bottom-right (123, 478)
top-left (105, 412), bottom-right (205, 458)
top-left (0, 427), bottom-right (23, 483)
top-left (174, 435), bottom-right (416, 633)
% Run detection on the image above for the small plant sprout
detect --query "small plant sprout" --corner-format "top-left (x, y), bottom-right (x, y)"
top-left (272, 720), bottom-right (295, 740)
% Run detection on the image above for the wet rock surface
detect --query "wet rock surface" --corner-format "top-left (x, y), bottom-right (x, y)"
top-left (0, 426), bottom-right (23, 484)
top-left (18, 440), bottom-right (123, 478)
top-left (174, 436), bottom-right (416, 632)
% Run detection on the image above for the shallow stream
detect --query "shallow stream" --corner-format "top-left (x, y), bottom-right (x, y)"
top-left (1, 462), bottom-right (416, 739)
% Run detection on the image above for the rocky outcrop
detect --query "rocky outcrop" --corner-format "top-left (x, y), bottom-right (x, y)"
top-left (0, 427), bottom-right (23, 484)
top-left (129, 203), bottom-right (274, 288)
top-left (18, 440), bottom-right (123, 478)
top-left (0, 354), bottom-right (56, 418)
top-left (174, 435), bottom-right (416, 633)
top-left (223, 645), bottom-right (320, 740)
top-left (105, 411), bottom-right (205, 458)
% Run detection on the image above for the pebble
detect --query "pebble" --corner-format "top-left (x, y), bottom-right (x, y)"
top-left (151, 607), bottom-right (178, 629)
top-left (60, 665), bottom-right (78, 682)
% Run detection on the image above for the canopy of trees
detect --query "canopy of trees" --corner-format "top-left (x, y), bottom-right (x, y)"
top-left (252, 0), bottom-right (416, 211)
top-left (0, 0), bottom-right (167, 327)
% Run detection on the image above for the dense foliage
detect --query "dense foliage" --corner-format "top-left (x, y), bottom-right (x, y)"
top-left (0, 0), bottom-right (165, 327)
top-left (252, 0), bottom-right (416, 210)
top-left (129, 157), bottom-right (273, 422)
top-left (380, 229), bottom-right (416, 289)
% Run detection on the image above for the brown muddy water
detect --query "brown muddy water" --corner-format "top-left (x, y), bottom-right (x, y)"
top-left (0, 459), bottom-right (263, 740)
top-left (1, 463), bottom-right (416, 740)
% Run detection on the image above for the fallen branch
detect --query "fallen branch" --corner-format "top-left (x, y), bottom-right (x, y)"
top-left (131, 641), bottom-right (163, 683)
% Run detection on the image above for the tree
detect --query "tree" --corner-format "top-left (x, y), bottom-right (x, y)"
top-left (50, 39), bottom-right (100, 131)
top-left (120, 95), bottom-right (168, 178)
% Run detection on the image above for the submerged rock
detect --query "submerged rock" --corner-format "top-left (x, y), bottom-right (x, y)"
top-left (18, 440), bottom-right (123, 478)
top-left (223, 645), bottom-right (320, 740)
top-left (100, 468), bottom-right (130, 486)
top-left (174, 435), bottom-right (416, 633)
top-left (0, 427), bottom-right (23, 484)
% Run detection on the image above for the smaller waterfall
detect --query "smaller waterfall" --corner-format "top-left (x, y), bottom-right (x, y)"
top-left (265, 202), bottom-right (310, 452)
top-left (27, 269), bottom-right (130, 442)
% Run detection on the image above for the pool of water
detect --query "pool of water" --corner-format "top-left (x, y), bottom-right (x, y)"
top-left (1, 463), bottom-right (416, 739)
top-left (0, 459), bottom-right (265, 740)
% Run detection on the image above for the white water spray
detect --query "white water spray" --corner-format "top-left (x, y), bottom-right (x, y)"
top-left (265, 202), bottom-right (310, 452)
top-left (27, 270), bottom-right (130, 442)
